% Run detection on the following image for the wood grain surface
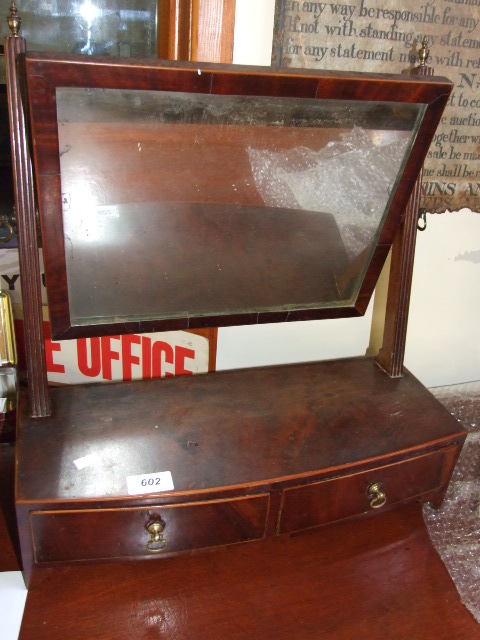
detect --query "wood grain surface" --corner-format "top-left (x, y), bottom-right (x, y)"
top-left (19, 504), bottom-right (480, 640)
top-left (16, 358), bottom-right (466, 503)
top-left (15, 358), bottom-right (466, 586)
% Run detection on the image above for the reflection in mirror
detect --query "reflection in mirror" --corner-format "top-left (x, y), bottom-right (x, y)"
top-left (9, 1), bottom-right (157, 57)
top-left (56, 88), bottom-right (424, 326)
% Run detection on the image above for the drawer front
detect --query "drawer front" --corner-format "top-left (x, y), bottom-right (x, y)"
top-left (279, 446), bottom-right (459, 534)
top-left (32, 494), bottom-right (269, 563)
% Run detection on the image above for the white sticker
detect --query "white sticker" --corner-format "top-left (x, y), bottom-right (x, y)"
top-left (126, 471), bottom-right (174, 496)
top-left (73, 452), bottom-right (99, 470)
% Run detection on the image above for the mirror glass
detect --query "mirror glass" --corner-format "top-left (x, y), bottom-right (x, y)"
top-left (56, 87), bottom-right (424, 326)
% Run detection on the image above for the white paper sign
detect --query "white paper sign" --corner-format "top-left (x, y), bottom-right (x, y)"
top-left (73, 452), bottom-right (100, 470)
top-left (126, 471), bottom-right (174, 496)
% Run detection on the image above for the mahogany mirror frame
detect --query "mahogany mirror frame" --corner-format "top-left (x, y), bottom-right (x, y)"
top-left (25, 55), bottom-right (451, 341)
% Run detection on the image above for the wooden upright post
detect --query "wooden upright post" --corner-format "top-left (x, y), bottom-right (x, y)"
top-left (5, 1), bottom-right (50, 416)
top-left (376, 38), bottom-right (434, 378)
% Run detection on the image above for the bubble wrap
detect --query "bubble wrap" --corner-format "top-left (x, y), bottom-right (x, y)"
top-left (247, 128), bottom-right (408, 259)
top-left (423, 381), bottom-right (480, 623)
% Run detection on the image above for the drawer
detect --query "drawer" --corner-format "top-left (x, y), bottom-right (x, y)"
top-left (31, 494), bottom-right (269, 563)
top-left (279, 446), bottom-right (458, 534)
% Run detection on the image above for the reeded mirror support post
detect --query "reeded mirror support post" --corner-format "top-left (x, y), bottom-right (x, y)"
top-left (5, 2), bottom-right (51, 417)
top-left (376, 38), bottom-right (434, 378)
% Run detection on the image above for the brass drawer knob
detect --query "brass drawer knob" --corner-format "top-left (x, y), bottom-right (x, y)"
top-left (145, 518), bottom-right (168, 553)
top-left (367, 482), bottom-right (387, 509)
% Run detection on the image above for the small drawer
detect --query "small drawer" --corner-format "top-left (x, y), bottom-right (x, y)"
top-left (279, 446), bottom-right (458, 534)
top-left (31, 494), bottom-right (269, 563)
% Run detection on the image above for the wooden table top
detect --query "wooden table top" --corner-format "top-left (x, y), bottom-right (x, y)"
top-left (18, 503), bottom-right (480, 640)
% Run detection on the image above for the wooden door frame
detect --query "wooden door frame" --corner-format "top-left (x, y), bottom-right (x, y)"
top-left (158, 0), bottom-right (236, 63)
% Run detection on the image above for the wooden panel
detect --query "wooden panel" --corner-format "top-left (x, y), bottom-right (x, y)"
top-left (279, 446), bottom-right (459, 534)
top-left (158, 0), bottom-right (236, 64)
top-left (19, 505), bottom-right (480, 640)
top-left (158, 0), bottom-right (192, 61)
top-left (191, 0), bottom-right (236, 63)
top-left (31, 495), bottom-right (268, 563)
top-left (15, 359), bottom-right (466, 504)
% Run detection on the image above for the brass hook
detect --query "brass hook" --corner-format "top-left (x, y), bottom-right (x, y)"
top-left (367, 482), bottom-right (387, 509)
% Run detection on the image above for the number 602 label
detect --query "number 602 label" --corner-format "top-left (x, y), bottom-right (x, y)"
top-left (126, 471), bottom-right (174, 495)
